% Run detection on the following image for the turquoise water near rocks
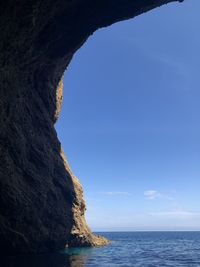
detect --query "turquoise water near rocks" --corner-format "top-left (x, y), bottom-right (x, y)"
top-left (2, 232), bottom-right (200, 267)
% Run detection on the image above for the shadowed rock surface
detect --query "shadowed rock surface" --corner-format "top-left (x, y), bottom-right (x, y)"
top-left (0, 0), bottom-right (183, 254)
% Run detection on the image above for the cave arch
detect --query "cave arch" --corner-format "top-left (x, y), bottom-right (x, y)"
top-left (59, 0), bottom-right (196, 231)
top-left (0, 0), bottom-right (184, 253)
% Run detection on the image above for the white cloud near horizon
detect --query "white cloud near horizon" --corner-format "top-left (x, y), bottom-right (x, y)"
top-left (99, 191), bottom-right (131, 196)
top-left (148, 210), bottom-right (200, 220)
top-left (87, 210), bottom-right (200, 230)
top-left (144, 190), bottom-right (174, 201)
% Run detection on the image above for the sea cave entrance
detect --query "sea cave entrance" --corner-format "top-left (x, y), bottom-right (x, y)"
top-left (55, 0), bottom-right (200, 232)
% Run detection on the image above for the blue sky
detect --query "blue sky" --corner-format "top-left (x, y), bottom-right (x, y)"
top-left (56, 0), bottom-right (200, 231)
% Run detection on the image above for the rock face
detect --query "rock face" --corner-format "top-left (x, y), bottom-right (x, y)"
top-left (0, 0), bottom-right (182, 254)
top-left (60, 150), bottom-right (109, 247)
top-left (69, 175), bottom-right (109, 247)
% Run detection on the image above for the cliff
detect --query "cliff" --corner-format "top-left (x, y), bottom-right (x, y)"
top-left (0, 0), bottom-right (183, 253)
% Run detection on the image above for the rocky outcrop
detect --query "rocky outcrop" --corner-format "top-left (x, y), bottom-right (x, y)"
top-left (0, 0), bottom-right (183, 254)
top-left (69, 175), bottom-right (109, 247)
top-left (60, 150), bottom-right (109, 247)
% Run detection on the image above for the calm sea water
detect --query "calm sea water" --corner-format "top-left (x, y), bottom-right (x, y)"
top-left (2, 232), bottom-right (200, 267)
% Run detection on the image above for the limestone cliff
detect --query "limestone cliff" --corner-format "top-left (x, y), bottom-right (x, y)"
top-left (0, 0), bottom-right (183, 254)
top-left (60, 150), bottom-right (109, 247)
top-left (69, 176), bottom-right (108, 247)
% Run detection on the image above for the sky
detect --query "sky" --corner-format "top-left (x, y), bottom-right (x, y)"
top-left (55, 0), bottom-right (200, 231)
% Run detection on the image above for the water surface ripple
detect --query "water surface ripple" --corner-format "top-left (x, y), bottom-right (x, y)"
top-left (2, 232), bottom-right (200, 267)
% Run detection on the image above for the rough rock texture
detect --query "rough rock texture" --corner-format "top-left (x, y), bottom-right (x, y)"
top-left (60, 150), bottom-right (109, 247)
top-left (69, 175), bottom-right (109, 247)
top-left (0, 0), bottom-right (183, 254)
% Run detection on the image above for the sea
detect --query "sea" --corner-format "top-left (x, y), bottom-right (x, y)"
top-left (2, 232), bottom-right (200, 267)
